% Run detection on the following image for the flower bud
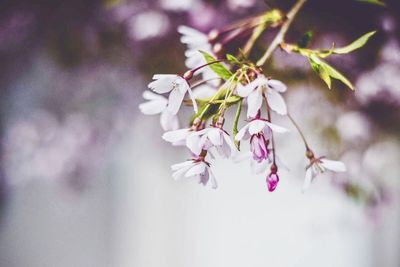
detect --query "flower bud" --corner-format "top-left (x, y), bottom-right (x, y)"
top-left (266, 173), bottom-right (279, 192)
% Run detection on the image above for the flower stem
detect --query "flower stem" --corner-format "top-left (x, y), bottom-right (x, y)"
top-left (256, 0), bottom-right (307, 67)
top-left (287, 112), bottom-right (310, 151)
top-left (264, 97), bottom-right (276, 164)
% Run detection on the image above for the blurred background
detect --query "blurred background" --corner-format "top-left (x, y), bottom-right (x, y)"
top-left (0, 0), bottom-right (399, 266)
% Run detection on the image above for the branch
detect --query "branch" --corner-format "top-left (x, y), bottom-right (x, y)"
top-left (256, 0), bottom-right (307, 67)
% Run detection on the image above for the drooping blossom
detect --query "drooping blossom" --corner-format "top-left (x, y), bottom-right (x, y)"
top-left (250, 133), bottom-right (269, 163)
top-left (237, 75), bottom-right (287, 117)
top-left (171, 158), bottom-right (217, 189)
top-left (139, 91), bottom-right (179, 131)
top-left (235, 118), bottom-right (288, 143)
top-left (162, 127), bottom-right (202, 155)
top-left (197, 126), bottom-right (237, 158)
top-left (148, 74), bottom-right (197, 114)
top-left (303, 154), bottom-right (346, 191)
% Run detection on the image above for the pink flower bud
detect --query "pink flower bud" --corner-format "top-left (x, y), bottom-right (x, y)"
top-left (266, 173), bottom-right (279, 192)
top-left (250, 134), bottom-right (269, 162)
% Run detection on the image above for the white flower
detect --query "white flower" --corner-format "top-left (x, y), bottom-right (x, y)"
top-left (162, 128), bottom-right (203, 155)
top-left (198, 127), bottom-right (237, 158)
top-left (148, 74), bottom-right (198, 114)
top-left (139, 91), bottom-right (179, 131)
top-left (178, 25), bottom-right (220, 85)
top-left (235, 119), bottom-right (288, 142)
top-left (303, 158), bottom-right (346, 191)
top-left (171, 159), bottom-right (217, 189)
top-left (237, 75), bottom-right (287, 118)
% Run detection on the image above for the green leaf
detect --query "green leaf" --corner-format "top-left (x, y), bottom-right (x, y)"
top-left (200, 51), bottom-right (233, 80)
top-left (333, 31), bottom-right (376, 54)
top-left (233, 99), bottom-right (243, 150)
top-left (309, 55), bottom-right (331, 89)
top-left (356, 0), bottom-right (385, 6)
top-left (322, 62), bottom-right (354, 90)
top-left (226, 54), bottom-right (241, 65)
top-left (309, 54), bottom-right (354, 90)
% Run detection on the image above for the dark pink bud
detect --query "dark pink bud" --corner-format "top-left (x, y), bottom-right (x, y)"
top-left (266, 173), bottom-right (279, 192)
top-left (250, 134), bottom-right (269, 163)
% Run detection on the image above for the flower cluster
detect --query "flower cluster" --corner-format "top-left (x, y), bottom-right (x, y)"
top-left (137, 0), bottom-right (377, 192)
top-left (139, 22), bottom-right (348, 191)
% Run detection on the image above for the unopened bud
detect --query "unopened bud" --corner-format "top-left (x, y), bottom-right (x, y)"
top-left (208, 29), bottom-right (219, 43)
top-left (183, 70), bottom-right (194, 80)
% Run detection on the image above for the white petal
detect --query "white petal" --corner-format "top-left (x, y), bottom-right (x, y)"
top-left (264, 121), bottom-right (288, 133)
top-left (185, 162), bottom-right (206, 177)
top-left (171, 160), bottom-right (193, 171)
top-left (246, 90), bottom-right (263, 118)
top-left (162, 128), bottom-right (190, 143)
top-left (222, 133), bottom-right (237, 156)
top-left (237, 83), bottom-right (255, 97)
top-left (139, 99), bottom-right (167, 115)
top-left (142, 90), bottom-right (166, 101)
top-left (320, 159), bottom-right (346, 172)
top-left (167, 88), bottom-right (185, 114)
top-left (160, 110), bottom-right (179, 131)
top-left (267, 79), bottom-right (287, 92)
top-left (235, 123), bottom-right (250, 141)
top-left (186, 86), bottom-right (198, 113)
top-left (208, 168), bottom-right (218, 189)
top-left (148, 75), bottom-right (177, 93)
top-left (186, 134), bottom-right (202, 155)
top-left (302, 168), bottom-right (314, 191)
top-left (208, 128), bottom-right (223, 146)
top-left (248, 120), bottom-right (267, 135)
top-left (250, 158), bottom-right (269, 174)
top-left (266, 89), bottom-right (287, 115)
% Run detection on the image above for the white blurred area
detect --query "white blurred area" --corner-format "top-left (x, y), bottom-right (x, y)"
top-left (0, 52), bottom-right (400, 267)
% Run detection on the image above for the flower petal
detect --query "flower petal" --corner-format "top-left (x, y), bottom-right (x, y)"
top-left (162, 128), bottom-right (190, 143)
top-left (167, 88), bottom-right (185, 114)
top-left (248, 119), bottom-right (267, 135)
top-left (171, 160), bottom-right (193, 171)
top-left (208, 128), bottom-right (223, 146)
top-left (186, 134), bottom-right (202, 155)
top-left (139, 98), bottom-right (167, 115)
top-left (185, 162), bottom-right (206, 177)
top-left (266, 89), bottom-right (287, 115)
top-left (160, 110), bottom-right (179, 131)
top-left (246, 90), bottom-right (263, 118)
top-left (186, 86), bottom-right (198, 113)
top-left (320, 159), bottom-right (346, 172)
top-left (264, 121), bottom-right (288, 133)
top-left (302, 167), bottom-right (314, 191)
top-left (267, 79), bottom-right (287, 92)
top-left (236, 83), bottom-right (254, 97)
top-left (235, 123), bottom-right (250, 141)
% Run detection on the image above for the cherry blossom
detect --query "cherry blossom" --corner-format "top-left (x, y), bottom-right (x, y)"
top-left (148, 74), bottom-right (197, 114)
top-left (171, 158), bottom-right (217, 189)
top-left (138, 91), bottom-right (179, 131)
top-left (198, 127), bottom-right (237, 158)
top-left (303, 156), bottom-right (346, 191)
top-left (237, 75), bottom-right (287, 117)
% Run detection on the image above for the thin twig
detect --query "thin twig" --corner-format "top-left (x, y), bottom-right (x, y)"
top-left (256, 0), bottom-right (307, 67)
top-left (287, 112), bottom-right (310, 151)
